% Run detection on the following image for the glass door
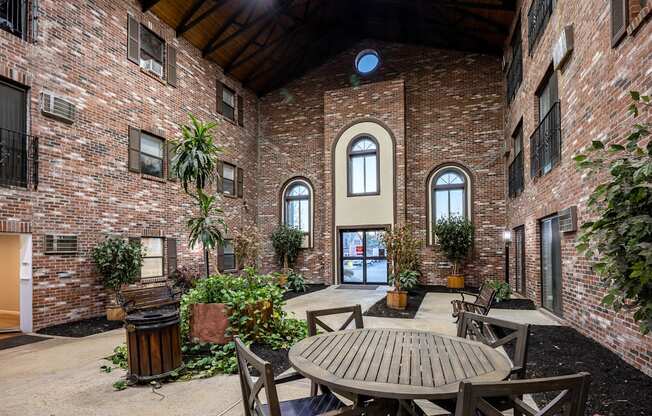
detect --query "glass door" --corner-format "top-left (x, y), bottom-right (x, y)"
top-left (540, 216), bottom-right (562, 315)
top-left (340, 229), bottom-right (388, 284)
top-left (514, 226), bottom-right (526, 295)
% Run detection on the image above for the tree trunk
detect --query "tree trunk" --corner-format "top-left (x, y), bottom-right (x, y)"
top-left (204, 248), bottom-right (210, 278)
top-left (283, 254), bottom-right (289, 273)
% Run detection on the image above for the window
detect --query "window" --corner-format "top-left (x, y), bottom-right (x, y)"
top-left (127, 15), bottom-right (177, 86)
top-left (283, 180), bottom-right (312, 247)
top-left (540, 215), bottom-right (562, 315)
top-left (531, 69), bottom-right (561, 178)
top-left (506, 19), bottom-right (523, 103)
top-left (509, 124), bottom-right (524, 197)
top-left (141, 237), bottom-right (164, 279)
top-left (222, 86), bottom-right (235, 121)
top-left (45, 235), bottom-right (78, 254)
top-left (222, 163), bottom-right (235, 195)
top-left (348, 137), bottom-right (379, 195)
top-left (0, 0), bottom-right (26, 39)
top-left (354, 49), bottom-right (381, 75)
top-left (527, 0), bottom-right (555, 53)
top-left (216, 82), bottom-right (243, 125)
top-left (139, 26), bottom-right (164, 77)
top-left (218, 239), bottom-right (236, 272)
top-left (432, 169), bottom-right (468, 221)
top-left (140, 132), bottom-right (164, 178)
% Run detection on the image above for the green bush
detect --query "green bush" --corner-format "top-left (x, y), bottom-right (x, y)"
top-left (271, 224), bottom-right (304, 269)
top-left (91, 238), bottom-right (143, 292)
top-left (381, 224), bottom-right (422, 291)
top-left (487, 279), bottom-right (511, 302)
top-left (433, 217), bottom-right (474, 275)
top-left (287, 270), bottom-right (306, 293)
top-left (389, 270), bottom-right (419, 292)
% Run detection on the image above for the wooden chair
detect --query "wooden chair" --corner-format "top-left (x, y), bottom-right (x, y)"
top-left (234, 337), bottom-right (349, 416)
top-left (306, 305), bottom-right (364, 396)
top-left (451, 283), bottom-right (496, 321)
top-left (453, 372), bottom-right (591, 416)
top-left (117, 284), bottom-right (181, 314)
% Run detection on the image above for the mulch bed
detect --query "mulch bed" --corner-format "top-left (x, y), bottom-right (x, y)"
top-left (283, 284), bottom-right (328, 301)
top-left (37, 316), bottom-right (123, 337)
top-left (364, 285), bottom-right (474, 319)
top-left (250, 343), bottom-right (291, 376)
top-left (492, 298), bottom-right (536, 310)
top-left (512, 325), bottom-right (652, 416)
top-left (0, 334), bottom-right (51, 350)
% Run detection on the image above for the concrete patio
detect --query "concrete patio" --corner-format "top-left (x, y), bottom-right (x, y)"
top-left (0, 288), bottom-right (558, 416)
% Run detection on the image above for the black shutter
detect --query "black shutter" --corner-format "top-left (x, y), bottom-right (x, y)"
top-left (216, 82), bottom-right (224, 115)
top-left (237, 95), bottom-right (244, 126)
top-left (236, 167), bottom-right (243, 198)
top-left (216, 160), bottom-right (224, 193)
top-left (167, 141), bottom-right (177, 180)
top-left (127, 15), bottom-right (140, 64)
top-left (530, 135), bottom-right (539, 179)
top-left (166, 238), bottom-right (177, 276)
top-left (128, 127), bottom-right (141, 173)
top-left (217, 243), bottom-right (224, 272)
top-left (611, 0), bottom-right (628, 47)
top-left (129, 237), bottom-right (142, 279)
top-left (167, 45), bottom-right (177, 87)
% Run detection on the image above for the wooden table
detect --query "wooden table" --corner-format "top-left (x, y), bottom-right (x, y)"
top-left (289, 328), bottom-right (512, 402)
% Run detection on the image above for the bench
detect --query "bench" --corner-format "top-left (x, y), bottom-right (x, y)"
top-left (451, 282), bottom-right (496, 322)
top-left (117, 284), bottom-right (181, 314)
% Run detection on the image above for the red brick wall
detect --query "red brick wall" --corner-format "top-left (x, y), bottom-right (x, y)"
top-left (504, 0), bottom-right (652, 375)
top-left (0, 0), bottom-right (258, 329)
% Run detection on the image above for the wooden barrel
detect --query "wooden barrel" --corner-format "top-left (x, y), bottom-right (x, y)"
top-left (125, 308), bottom-right (183, 383)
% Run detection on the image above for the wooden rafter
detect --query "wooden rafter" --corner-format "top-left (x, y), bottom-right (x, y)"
top-left (201, 1), bottom-right (257, 57)
top-left (177, 0), bottom-right (233, 36)
top-left (437, 0), bottom-right (516, 11)
top-left (140, 0), bottom-right (160, 12)
top-left (224, 23), bottom-right (275, 72)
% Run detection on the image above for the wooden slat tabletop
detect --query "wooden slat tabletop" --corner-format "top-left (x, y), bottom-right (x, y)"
top-left (288, 328), bottom-right (512, 400)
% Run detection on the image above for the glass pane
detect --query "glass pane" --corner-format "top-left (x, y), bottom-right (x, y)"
top-left (342, 259), bottom-right (364, 283)
top-left (350, 156), bottom-right (365, 194)
top-left (223, 164), bottom-right (235, 180)
top-left (140, 27), bottom-right (163, 63)
top-left (223, 240), bottom-right (234, 255)
top-left (223, 254), bottom-right (236, 271)
top-left (435, 189), bottom-right (449, 220)
top-left (223, 105), bottom-right (235, 120)
top-left (288, 184), bottom-right (309, 197)
top-left (286, 200), bottom-right (300, 229)
top-left (141, 134), bottom-right (163, 158)
top-left (365, 231), bottom-right (386, 257)
top-left (342, 231), bottom-right (364, 257)
top-left (449, 189), bottom-right (464, 218)
top-left (352, 138), bottom-right (376, 152)
top-left (223, 178), bottom-right (235, 195)
top-left (141, 238), bottom-right (163, 257)
top-left (223, 89), bottom-right (235, 107)
top-left (141, 154), bottom-right (163, 177)
top-left (436, 172), bottom-right (464, 185)
top-left (299, 199), bottom-right (309, 232)
top-left (541, 219), bottom-right (554, 311)
top-left (364, 155), bottom-right (377, 193)
top-left (142, 258), bottom-right (163, 278)
top-left (366, 259), bottom-right (388, 283)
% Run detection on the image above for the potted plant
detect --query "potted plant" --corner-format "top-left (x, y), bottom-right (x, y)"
top-left (433, 216), bottom-right (474, 288)
top-left (270, 224), bottom-right (304, 286)
top-left (233, 225), bottom-right (261, 271)
top-left (382, 224), bottom-right (421, 310)
top-left (91, 237), bottom-right (143, 320)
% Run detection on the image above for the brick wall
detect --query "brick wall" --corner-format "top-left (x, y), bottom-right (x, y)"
top-left (504, 0), bottom-right (652, 375)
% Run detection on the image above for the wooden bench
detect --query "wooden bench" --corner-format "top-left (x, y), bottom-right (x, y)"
top-left (451, 282), bottom-right (496, 322)
top-left (117, 284), bottom-right (181, 314)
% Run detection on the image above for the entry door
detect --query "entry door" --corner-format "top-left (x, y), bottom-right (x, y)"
top-left (340, 229), bottom-right (388, 284)
top-left (540, 216), bottom-right (562, 315)
top-left (514, 226), bottom-right (526, 295)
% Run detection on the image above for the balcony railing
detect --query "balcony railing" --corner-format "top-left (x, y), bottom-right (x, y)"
top-left (0, 127), bottom-right (38, 189)
top-left (527, 0), bottom-right (554, 53)
top-left (506, 43), bottom-right (523, 104)
top-left (0, 0), bottom-right (27, 40)
top-left (509, 150), bottom-right (524, 197)
top-left (530, 101), bottom-right (561, 178)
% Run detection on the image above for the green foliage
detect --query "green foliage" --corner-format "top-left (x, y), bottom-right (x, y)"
top-left (271, 224), bottom-right (304, 269)
top-left (286, 270), bottom-right (306, 293)
top-left (104, 344), bottom-right (128, 369)
top-left (187, 189), bottom-right (227, 251)
top-left (487, 279), bottom-right (512, 302)
top-left (381, 224), bottom-right (422, 291)
top-left (433, 216), bottom-right (475, 275)
top-left (112, 380), bottom-right (128, 391)
top-left (91, 238), bottom-right (143, 292)
top-left (389, 270), bottom-right (419, 292)
top-left (574, 92), bottom-right (652, 334)
top-left (171, 265), bottom-right (200, 294)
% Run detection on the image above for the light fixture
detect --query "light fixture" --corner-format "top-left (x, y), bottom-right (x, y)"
top-left (354, 49), bottom-right (381, 76)
top-left (503, 229), bottom-right (512, 244)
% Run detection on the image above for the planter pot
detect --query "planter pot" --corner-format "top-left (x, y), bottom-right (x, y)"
top-left (190, 303), bottom-right (231, 345)
top-left (387, 290), bottom-right (408, 310)
top-left (277, 274), bottom-right (288, 287)
top-left (447, 275), bottom-right (464, 289)
top-left (106, 305), bottom-right (125, 321)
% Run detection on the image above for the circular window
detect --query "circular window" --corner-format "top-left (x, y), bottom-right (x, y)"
top-left (354, 49), bottom-right (380, 75)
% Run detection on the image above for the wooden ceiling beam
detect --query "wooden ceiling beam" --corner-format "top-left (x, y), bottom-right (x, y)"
top-left (176, 0), bottom-right (233, 36)
top-left (435, 0), bottom-right (516, 11)
top-left (141, 0), bottom-right (160, 12)
top-left (223, 23), bottom-right (275, 72)
top-left (201, 1), bottom-right (256, 57)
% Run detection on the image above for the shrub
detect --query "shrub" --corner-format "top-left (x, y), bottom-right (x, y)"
top-left (171, 266), bottom-right (200, 294)
top-left (91, 237), bottom-right (143, 292)
top-left (381, 224), bottom-right (421, 291)
top-left (486, 279), bottom-right (511, 302)
top-left (233, 225), bottom-right (261, 271)
top-left (389, 270), bottom-right (419, 292)
top-left (433, 216), bottom-right (474, 275)
top-left (271, 224), bottom-right (304, 270)
top-left (574, 92), bottom-right (652, 334)
top-left (287, 270), bottom-right (306, 293)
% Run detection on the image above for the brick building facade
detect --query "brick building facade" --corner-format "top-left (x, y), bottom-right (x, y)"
top-left (0, 0), bottom-right (649, 375)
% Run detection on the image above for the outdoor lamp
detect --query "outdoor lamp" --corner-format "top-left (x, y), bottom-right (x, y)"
top-left (503, 229), bottom-right (512, 244)
top-left (503, 229), bottom-right (512, 283)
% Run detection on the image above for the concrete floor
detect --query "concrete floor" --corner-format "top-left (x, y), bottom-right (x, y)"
top-left (0, 287), bottom-right (558, 416)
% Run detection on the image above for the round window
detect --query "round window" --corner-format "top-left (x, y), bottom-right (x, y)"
top-left (354, 49), bottom-right (380, 75)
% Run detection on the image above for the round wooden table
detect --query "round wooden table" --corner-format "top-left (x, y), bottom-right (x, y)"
top-left (289, 328), bottom-right (512, 401)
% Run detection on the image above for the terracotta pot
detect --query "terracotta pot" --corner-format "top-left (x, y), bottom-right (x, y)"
top-left (277, 274), bottom-right (288, 287)
top-left (387, 290), bottom-right (408, 310)
top-left (447, 275), bottom-right (465, 289)
top-left (190, 303), bottom-right (232, 345)
top-left (106, 305), bottom-right (125, 321)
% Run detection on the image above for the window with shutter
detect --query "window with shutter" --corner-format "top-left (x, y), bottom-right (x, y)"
top-left (220, 239), bottom-right (236, 272)
top-left (128, 127), bottom-right (141, 173)
top-left (166, 238), bottom-right (177, 276)
top-left (167, 45), bottom-right (177, 87)
top-left (127, 15), bottom-right (140, 63)
top-left (216, 82), bottom-right (223, 115)
top-left (237, 167), bottom-right (244, 198)
top-left (216, 160), bottom-right (224, 193)
top-left (237, 95), bottom-right (244, 126)
top-left (167, 141), bottom-right (177, 180)
top-left (611, 0), bottom-right (628, 47)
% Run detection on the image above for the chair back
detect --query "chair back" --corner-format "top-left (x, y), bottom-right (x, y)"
top-left (454, 372), bottom-right (591, 416)
top-left (457, 312), bottom-right (530, 379)
top-left (476, 284), bottom-right (497, 309)
top-left (235, 337), bottom-right (282, 416)
top-left (306, 305), bottom-right (363, 336)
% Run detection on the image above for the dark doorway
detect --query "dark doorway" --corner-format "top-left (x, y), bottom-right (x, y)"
top-left (340, 229), bottom-right (388, 285)
top-left (514, 225), bottom-right (526, 295)
top-left (0, 80), bottom-right (28, 188)
top-left (540, 215), bottom-right (562, 315)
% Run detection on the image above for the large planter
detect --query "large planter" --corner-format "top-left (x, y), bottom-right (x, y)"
top-left (447, 275), bottom-right (464, 289)
top-left (190, 303), bottom-right (231, 345)
top-left (106, 305), bottom-right (125, 321)
top-left (276, 273), bottom-right (288, 287)
top-left (387, 290), bottom-right (408, 310)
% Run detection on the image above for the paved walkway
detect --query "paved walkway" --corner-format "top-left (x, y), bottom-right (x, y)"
top-left (0, 287), bottom-right (558, 416)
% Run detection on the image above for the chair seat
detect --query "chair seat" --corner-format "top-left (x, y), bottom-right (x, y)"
top-left (262, 393), bottom-right (345, 416)
top-left (428, 395), bottom-right (513, 414)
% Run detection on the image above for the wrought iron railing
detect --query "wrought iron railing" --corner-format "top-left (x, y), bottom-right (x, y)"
top-left (506, 42), bottom-right (522, 104)
top-left (0, 127), bottom-right (38, 189)
top-left (509, 150), bottom-right (524, 197)
top-left (0, 0), bottom-right (27, 39)
top-left (530, 101), bottom-right (561, 178)
top-left (527, 0), bottom-right (554, 53)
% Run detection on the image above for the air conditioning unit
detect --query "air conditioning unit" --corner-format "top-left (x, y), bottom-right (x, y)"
top-left (141, 59), bottom-right (163, 78)
top-left (41, 92), bottom-right (76, 124)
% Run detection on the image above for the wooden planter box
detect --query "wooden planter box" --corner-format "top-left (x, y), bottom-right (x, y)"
top-left (447, 275), bottom-right (465, 289)
top-left (387, 290), bottom-right (408, 310)
top-left (189, 300), bottom-right (273, 345)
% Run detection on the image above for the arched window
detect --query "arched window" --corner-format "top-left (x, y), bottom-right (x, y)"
top-left (348, 136), bottom-right (379, 195)
top-left (432, 169), bottom-right (468, 220)
top-left (283, 180), bottom-right (312, 247)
